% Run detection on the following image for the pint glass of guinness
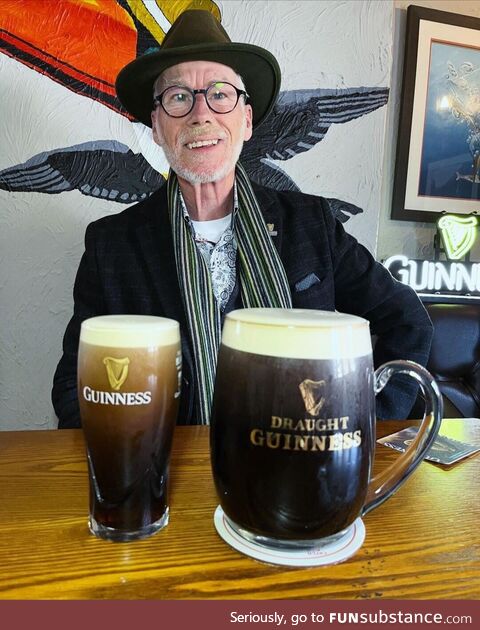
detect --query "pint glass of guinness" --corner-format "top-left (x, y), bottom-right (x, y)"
top-left (78, 315), bottom-right (181, 541)
top-left (211, 308), bottom-right (442, 552)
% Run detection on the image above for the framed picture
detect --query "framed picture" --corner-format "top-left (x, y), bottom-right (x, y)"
top-left (391, 5), bottom-right (480, 222)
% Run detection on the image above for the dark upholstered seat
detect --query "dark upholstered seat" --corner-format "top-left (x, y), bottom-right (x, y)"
top-left (418, 303), bottom-right (480, 418)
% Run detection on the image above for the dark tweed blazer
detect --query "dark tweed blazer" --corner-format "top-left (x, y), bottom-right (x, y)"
top-left (52, 181), bottom-right (432, 427)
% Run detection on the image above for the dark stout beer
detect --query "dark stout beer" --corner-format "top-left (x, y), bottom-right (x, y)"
top-left (210, 309), bottom-right (375, 542)
top-left (78, 315), bottom-right (181, 541)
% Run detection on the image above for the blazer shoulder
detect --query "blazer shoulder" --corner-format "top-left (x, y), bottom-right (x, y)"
top-left (251, 181), bottom-right (331, 215)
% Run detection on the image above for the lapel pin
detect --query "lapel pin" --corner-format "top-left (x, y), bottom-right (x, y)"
top-left (267, 223), bottom-right (278, 236)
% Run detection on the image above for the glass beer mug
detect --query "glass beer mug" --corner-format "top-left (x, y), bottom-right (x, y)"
top-left (210, 308), bottom-right (442, 552)
top-left (78, 315), bottom-right (181, 541)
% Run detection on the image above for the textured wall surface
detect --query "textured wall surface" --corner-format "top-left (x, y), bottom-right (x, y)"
top-left (0, 0), bottom-right (392, 430)
top-left (377, 0), bottom-right (480, 262)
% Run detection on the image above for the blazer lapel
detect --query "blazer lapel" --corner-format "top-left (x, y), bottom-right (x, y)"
top-left (131, 186), bottom-right (201, 421)
top-left (252, 182), bottom-right (284, 256)
top-left (132, 186), bottom-right (194, 371)
top-left (133, 186), bottom-right (184, 322)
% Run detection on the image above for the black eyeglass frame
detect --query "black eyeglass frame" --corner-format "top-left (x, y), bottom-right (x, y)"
top-left (153, 82), bottom-right (249, 118)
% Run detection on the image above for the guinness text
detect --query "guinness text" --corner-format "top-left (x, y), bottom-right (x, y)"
top-left (83, 386), bottom-right (152, 406)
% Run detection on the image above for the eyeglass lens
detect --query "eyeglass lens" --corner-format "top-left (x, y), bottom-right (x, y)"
top-left (161, 82), bottom-right (241, 116)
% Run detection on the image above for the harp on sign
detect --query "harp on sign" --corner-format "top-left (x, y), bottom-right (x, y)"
top-left (438, 215), bottom-right (478, 261)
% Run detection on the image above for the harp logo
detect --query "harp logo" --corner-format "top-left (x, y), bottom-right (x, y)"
top-left (103, 357), bottom-right (130, 391)
top-left (299, 379), bottom-right (326, 415)
top-left (438, 215), bottom-right (478, 261)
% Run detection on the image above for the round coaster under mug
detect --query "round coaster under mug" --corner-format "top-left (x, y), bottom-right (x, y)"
top-left (213, 506), bottom-right (365, 567)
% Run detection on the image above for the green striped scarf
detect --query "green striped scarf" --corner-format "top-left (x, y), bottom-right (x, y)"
top-left (168, 163), bottom-right (292, 424)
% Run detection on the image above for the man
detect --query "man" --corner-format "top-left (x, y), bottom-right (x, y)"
top-left (52, 9), bottom-right (432, 428)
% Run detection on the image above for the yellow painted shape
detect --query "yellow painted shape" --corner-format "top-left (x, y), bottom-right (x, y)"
top-left (125, 0), bottom-right (221, 45)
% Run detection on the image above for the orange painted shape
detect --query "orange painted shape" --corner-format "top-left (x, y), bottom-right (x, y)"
top-left (0, 0), bottom-right (137, 84)
top-left (154, 0), bottom-right (220, 26)
top-left (1, 30), bottom-right (117, 95)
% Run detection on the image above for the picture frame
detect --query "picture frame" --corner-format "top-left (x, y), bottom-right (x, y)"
top-left (391, 5), bottom-right (480, 222)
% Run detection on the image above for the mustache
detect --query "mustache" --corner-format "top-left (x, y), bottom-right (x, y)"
top-left (179, 126), bottom-right (227, 144)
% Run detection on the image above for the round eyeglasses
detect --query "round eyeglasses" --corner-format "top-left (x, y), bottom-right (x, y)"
top-left (153, 81), bottom-right (249, 118)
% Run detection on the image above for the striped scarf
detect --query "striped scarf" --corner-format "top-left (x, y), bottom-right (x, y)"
top-left (168, 163), bottom-right (292, 424)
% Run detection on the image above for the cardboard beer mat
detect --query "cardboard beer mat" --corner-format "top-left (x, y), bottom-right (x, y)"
top-left (213, 506), bottom-right (365, 567)
top-left (378, 424), bottom-right (480, 466)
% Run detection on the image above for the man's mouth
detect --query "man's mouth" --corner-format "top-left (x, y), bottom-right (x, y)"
top-left (186, 139), bottom-right (220, 149)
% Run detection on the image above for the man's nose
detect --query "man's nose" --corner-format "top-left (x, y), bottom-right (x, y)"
top-left (189, 92), bottom-right (213, 124)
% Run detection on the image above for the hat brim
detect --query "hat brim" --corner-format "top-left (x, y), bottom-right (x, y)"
top-left (115, 42), bottom-right (280, 128)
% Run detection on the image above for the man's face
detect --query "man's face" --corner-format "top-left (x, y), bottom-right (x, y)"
top-left (151, 61), bottom-right (253, 184)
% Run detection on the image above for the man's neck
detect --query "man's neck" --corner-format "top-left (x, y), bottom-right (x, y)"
top-left (177, 172), bottom-right (235, 221)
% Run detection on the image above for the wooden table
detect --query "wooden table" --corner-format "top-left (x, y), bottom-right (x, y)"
top-left (0, 419), bottom-right (479, 600)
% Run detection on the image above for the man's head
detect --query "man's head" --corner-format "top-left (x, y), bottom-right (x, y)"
top-left (115, 9), bottom-right (281, 129)
top-left (150, 60), bottom-right (253, 184)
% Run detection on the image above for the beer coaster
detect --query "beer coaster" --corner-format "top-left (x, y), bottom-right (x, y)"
top-left (213, 506), bottom-right (365, 567)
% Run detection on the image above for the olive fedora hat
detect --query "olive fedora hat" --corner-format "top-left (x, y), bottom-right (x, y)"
top-left (115, 9), bottom-right (281, 128)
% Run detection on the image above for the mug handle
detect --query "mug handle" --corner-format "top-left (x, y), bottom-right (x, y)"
top-left (362, 360), bottom-right (443, 515)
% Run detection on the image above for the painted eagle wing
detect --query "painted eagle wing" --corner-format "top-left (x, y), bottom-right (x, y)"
top-left (242, 86), bottom-right (389, 165)
top-left (0, 141), bottom-right (165, 203)
top-left (240, 87), bottom-right (387, 220)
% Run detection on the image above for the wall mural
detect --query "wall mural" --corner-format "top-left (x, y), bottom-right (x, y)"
top-left (0, 0), bottom-right (388, 223)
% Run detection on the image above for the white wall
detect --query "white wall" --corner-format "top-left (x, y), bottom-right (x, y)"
top-left (0, 0), bottom-right (393, 430)
top-left (377, 0), bottom-right (480, 261)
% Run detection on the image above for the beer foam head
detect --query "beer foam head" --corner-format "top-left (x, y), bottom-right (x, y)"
top-left (221, 309), bottom-right (371, 359)
top-left (80, 315), bottom-right (180, 348)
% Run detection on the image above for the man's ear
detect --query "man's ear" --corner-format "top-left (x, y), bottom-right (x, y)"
top-left (244, 104), bottom-right (253, 142)
top-left (151, 111), bottom-right (160, 145)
